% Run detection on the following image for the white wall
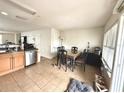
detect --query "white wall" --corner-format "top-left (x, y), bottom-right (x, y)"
top-left (21, 28), bottom-right (60, 59)
top-left (105, 14), bottom-right (120, 31)
top-left (60, 28), bottom-right (104, 51)
top-left (21, 27), bottom-right (104, 59)
top-left (51, 28), bottom-right (60, 58)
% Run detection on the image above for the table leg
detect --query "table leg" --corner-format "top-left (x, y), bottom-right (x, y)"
top-left (72, 59), bottom-right (75, 72)
top-left (58, 58), bottom-right (61, 69)
top-left (56, 54), bottom-right (59, 66)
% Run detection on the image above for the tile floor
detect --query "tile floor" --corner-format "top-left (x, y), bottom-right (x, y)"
top-left (0, 58), bottom-right (99, 92)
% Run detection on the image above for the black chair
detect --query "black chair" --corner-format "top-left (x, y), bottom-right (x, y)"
top-left (81, 49), bottom-right (102, 68)
top-left (57, 46), bottom-right (65, 66)
top-left (61, 46), bottom-right (65, 50)
top-left (75, 52), bottom-right (87, 72)
top-left (71, 46), bottom-right (78, 54)
top-left (86, 53), bottom-right (102, 68)
top-left (58, 50), bottom-right (73, 72)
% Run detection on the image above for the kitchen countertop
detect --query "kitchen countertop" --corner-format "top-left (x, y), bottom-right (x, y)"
top-left (0, 50), bottom-right (24, 55)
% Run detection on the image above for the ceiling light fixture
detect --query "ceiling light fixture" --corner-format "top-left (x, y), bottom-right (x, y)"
top-left (1, 11), bottom-right (8, 16)
top-left (8, 0), bottom-right (37, 15)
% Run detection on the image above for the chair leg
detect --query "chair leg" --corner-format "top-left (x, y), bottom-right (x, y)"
top-left (73, 61), bottom-right (76, 69)
top-left (81, 63), bottom-right (83, 67)
top-left (57, 55), bottom-right (59, 66)
top-left (65, 62), bottom-right (67, 72)
top-left (59, 63), bottom-right (61, 69)
top-left (58, 59), bottom-right (61, 69)
top-left (72, 60), bottom-right (75, 72)
top-left (84, 64), bottom-right (85, 72)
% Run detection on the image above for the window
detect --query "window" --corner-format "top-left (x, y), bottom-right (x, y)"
top-left (110, 15), bottom-right (124, 92)
top-left (0, 34), bottom-right (2, 44)
top-left (102, 24), bottom-right (118, 74)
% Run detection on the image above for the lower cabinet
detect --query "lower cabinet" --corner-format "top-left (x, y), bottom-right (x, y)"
top-left (13, 52), bottom-right (24, 70)
top-left (0, 51), bottom-right (24, 76)
top-left (0, 54), bottom-right (12, 75)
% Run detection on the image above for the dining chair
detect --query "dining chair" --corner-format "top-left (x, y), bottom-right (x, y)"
top-left (58, 49), bottom-right (73, 72)
top-left (75, 52), bottom-right (87, 72)
top-left (57, 46), bottom-right (65, 66)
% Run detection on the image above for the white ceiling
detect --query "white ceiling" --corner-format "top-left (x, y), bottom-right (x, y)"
top-left (0, 0), bottom-right (117, 32)
top-left (0, 14), bottom-right (43, 32)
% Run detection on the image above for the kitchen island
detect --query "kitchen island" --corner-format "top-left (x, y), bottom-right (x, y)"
top-left (0, 51), bottom-right (24, 76)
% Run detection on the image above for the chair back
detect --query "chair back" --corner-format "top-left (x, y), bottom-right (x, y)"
top-left (57, 46), bottom-right (65, 52)
top-left (71, 46), bottom-right (78, 54)
top-left (58, 49), bottom-right (67, 64)
top-left (61, 46), bottom-right (65, 50)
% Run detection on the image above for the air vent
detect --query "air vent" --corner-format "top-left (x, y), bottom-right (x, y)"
top-left (16, 16), bottom-right (28, 20)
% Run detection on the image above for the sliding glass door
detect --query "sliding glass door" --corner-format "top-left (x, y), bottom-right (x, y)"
top-left (110, 15), bottom-right (124, 92)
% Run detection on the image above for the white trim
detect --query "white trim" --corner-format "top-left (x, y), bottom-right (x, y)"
top-left (110, 15), bottom-right (124, 92)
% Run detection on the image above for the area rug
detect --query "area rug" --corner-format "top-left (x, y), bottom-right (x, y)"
top-left (65, 78), bottom-right (94, 92)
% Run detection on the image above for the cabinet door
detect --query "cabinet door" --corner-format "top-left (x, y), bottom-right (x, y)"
top-left (0, 54), bottom-right (12, 74)
top-left (13, 52), bottom-right (24, 69)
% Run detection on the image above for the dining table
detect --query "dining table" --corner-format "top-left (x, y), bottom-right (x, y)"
top-left (67, 50), bottom-right (80, 71)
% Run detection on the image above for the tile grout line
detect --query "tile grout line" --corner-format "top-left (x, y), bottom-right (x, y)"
top-left (23, 67), bottom-right (58, 91)
top-left (23, 71), bottom-right (46, 90)
top-left (0, 58), bottom-right (97, 92)
top-left (10, 73), bottom-right (23, 92)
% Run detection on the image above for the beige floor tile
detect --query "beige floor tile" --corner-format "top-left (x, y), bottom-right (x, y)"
top-left (11, 71), bottom-right (41, 91)
top-left (21, 84), bottom-right (41, 92)
top-left (53, 87), bottom-right (66, 92)
top-left (36, 80), bottom-right (48, 89)
top-left (41, 82), bottom-right (57, 92)
top-left (0, 57), bottom-right (98, 92)
top-left (0, 74), bottom-right (21, 92)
